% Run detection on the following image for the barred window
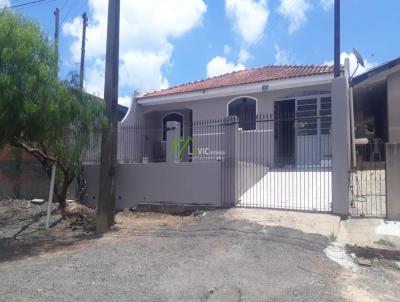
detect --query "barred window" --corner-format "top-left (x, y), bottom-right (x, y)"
top-left (296, 98), bottom-right (317, 136)
top-left (320, 97), bottom-right (332, 135)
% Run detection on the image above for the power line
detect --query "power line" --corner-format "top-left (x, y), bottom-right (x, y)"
top-left (10, 0), bottom-right (58, 10)
top-left (10, 0), bottom-right (48, 9)
top-left (60, 0), bottom-right (74, 23)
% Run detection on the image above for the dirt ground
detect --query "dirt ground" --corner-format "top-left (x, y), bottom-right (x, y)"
top-left (1, 200), bottom-right (399, 302)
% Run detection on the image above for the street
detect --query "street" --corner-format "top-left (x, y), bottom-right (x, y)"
top-left (1, 206), bottom-right (399, 302)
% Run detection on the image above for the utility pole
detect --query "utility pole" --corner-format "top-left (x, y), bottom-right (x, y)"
top-left (334, 0), bottom-right (340, 78)
top-left (54, 8), bottom-right (59, 75)
top-left (97, 0), bottom-right (120, 233)
top-left (79, 12), bottom-right (88, 91)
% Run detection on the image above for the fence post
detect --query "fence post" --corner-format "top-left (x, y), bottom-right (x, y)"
top-left (331, 77), bottom-right (350, 216)
top-left (222, 116), bottom-right (237, 207)
top-left (386, 143), bottom-right (400, 220)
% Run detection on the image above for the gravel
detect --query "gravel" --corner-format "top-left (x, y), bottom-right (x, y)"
top-left (0, 207), bottom-right (399, 301)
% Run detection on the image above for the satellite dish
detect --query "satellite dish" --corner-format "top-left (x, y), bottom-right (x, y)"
top-left (353, 48), bottom-right (365, 67)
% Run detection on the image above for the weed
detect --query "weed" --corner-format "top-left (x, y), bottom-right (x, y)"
top-left (374, 239), bottom-right (396, 248)
top-left (328, 230), bottom-right (337, 242)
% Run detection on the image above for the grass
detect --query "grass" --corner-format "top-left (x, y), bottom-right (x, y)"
top-left (328, 230), bottom-right (337, 242)
top-left (374, 239), bottom-right (396, 248)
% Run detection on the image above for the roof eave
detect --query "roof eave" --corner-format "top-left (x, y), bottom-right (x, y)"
top-left (351, 57), bottom-right (400, 87)
top-left (137, 73), bottom-right (333, 106)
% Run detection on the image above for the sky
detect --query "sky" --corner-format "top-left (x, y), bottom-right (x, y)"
top-left (3, 0), bottom-right (400, 107)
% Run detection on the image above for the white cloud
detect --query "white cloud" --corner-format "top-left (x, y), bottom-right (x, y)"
top-left (118, 96), bottom-right (132, 108)
top-left (206, 56), bottom-right (245, 78)
top-left (84, 58), bottom-right (105, 97)
top-left (238, 49), bottom-right (251, 63)
top-left (225, 0), bottom-right (269, 45)
top-left (0, 1), bottom-right (9, 9)
top-left (277, 0), bottom-right (311, 34)
top-left (63, 0), bottom-right (207, 102)
top-left (223, 44), bottom-right (232, 55)
top-left (320, 0), bottom-right (334, 12)
top-left (324, 52), bottom-right (378, 77)
top-left (274, 44), bottom-right (292, 65)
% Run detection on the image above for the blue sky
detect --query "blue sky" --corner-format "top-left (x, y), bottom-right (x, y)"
top-left (4, 0), bottom-right (400, 106)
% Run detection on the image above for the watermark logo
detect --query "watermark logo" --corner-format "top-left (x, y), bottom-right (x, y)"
top-left (171, 136), bottom-right (198, 160)
top-left (171, 136), bottom-right (224, 160)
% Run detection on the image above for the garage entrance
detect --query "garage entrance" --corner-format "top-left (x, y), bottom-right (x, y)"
top-left (236, 112), bottom-right (332, 212)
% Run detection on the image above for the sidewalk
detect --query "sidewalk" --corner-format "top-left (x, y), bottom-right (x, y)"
top-left (225, 208), bottom-right (400, 256)
top-left (337, 218), bottom-right (400, 252)
top-left (224, 208), bottom-right (341, 237)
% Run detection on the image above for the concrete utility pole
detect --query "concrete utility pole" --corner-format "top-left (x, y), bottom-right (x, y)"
top-left (54, 8), bottom-right (59, 74)
top-left (79, 12), bottom-right (88, 91)
top-left (334, 0), bottom-right (341, 78)
top-left (97, 0), bottom-right (120, 233)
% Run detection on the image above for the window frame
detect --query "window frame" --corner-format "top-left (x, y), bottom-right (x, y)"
top-left (227, 96), bottom-right (258, 131)
top-left (294, 94), bottom-right (332, 137)
top-left (161, 112), bottom-right (184, 142)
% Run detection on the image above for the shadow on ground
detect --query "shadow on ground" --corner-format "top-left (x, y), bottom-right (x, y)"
top-left (0, 199), bottom-right (99, 263)
top-left (0, 231), bottom-right (98, 263)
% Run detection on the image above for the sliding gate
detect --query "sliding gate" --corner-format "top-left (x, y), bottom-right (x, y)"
top-left (235, 113), bottom-right (332, 212)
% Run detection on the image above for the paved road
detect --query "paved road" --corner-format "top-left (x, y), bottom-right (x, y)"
top-left (0, 210), bottom-right (398, 302)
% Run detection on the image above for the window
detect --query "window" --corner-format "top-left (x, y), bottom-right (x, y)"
top-left (296, 96), bottom-right (332, 136)
top-left (320, 97), bottom-right (332, 135)
top-left (296, 98), bottom-right (318, 136)
top-left (162, 113), bottom-right (183, 141)
top-left (228, 97), bottom-right (256, 130)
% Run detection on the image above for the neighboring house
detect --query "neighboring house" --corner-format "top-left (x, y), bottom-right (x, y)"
top-left (123, 65), bottom-right (336, 167)
top-left (351, 57), bottom-right (400, 162)
top-left (0, 145), bottom-right (49, 199)
top-left (349, 56), bottom-right (400, 218)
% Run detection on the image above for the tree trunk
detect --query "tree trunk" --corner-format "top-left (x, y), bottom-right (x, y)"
top-left (54, 171), bottom-right (74, 217)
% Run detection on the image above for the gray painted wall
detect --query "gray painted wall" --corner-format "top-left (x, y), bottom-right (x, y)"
top-left (331, 77), bottom-right (350, 216)
top-left (386, 143), bottom-right (400, 220)
top-left (83, 162), bottom-right (222, 210)
top-left (137, 85), bottom-right (330, 122)
top-left (388, 72), bottom-right (400, 143)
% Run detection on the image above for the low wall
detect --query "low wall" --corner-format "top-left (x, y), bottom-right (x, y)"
top-left (84, 162), bottom-right (222, 210)
top-left (386, 143), bottom-right (400, 220)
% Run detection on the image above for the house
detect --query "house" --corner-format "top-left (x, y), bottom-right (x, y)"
top-left (122, 65), bottom-right (336, 167)
top-left (83, 65), bottom-right (338, 213)
top-left (81, 58), bottom-right (400, 219)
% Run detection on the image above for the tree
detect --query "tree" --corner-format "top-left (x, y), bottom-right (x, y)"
top-left (0, 10), bottom-right (104, 214)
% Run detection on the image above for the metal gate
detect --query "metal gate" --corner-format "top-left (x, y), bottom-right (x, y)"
top-left (235, 113), bottom-right (332, 212)
top-left (350, 142), bottom-right (386, 217)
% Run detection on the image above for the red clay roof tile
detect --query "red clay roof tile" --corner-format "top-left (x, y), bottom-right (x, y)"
top-left (141, 65), bottom-right (334, 98)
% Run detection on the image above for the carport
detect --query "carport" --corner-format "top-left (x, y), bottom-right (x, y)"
top-left (350, 57), bottom-right (400, 218)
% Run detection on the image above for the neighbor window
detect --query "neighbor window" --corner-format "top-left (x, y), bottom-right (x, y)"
top-left (228, 97), bottom-right (256, 130)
